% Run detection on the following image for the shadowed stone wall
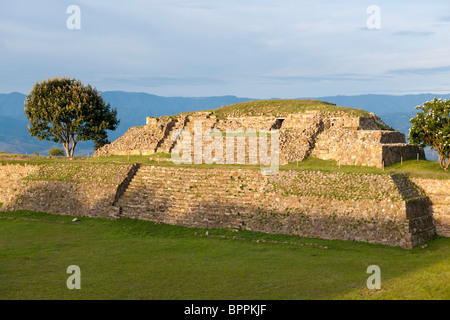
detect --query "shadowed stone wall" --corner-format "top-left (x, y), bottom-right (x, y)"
top-left (410, 177), bottom-right (450, 237)
top-left (116, 166), bottom-right (437, 249)
top-left (0, 163), bottom-right (444, 248)
top-left (0, 163), bottom-right (132, 217)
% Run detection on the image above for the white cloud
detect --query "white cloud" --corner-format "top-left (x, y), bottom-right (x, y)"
top-left (1, 0), bottom-right (450, 97)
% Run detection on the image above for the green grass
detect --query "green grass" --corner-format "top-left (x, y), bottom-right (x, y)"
top-left (284, 158), bottom-right (450, 179)
top-left (202, 99), bottom-right (371, 118)
top-left (23, 163), bottom-right (131, 184)
top-left (1, 152), bottom-right (448, 180)
top-left (387, 159), bottom-right (450, 179)
top-left (0, 210), bottom-right (448, 300)
top-left (148, 152), bottom-right (173, 158)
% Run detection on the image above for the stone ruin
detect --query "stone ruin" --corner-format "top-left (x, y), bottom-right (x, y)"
top-left (95, 107), bottom-right (424, 168)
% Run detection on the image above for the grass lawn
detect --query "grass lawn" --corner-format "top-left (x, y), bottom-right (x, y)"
top-left (0, 211), bottom-right (449, 300)
top-left (1, 151), bottom-right (448, 180)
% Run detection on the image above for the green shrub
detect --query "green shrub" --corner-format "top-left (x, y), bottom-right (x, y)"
top-left (48, 147), bottom-right (65, 157)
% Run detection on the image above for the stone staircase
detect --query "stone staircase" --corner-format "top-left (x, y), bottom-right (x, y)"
top-left (170, 116), bottom-right (272, 164)
top-left (109, 164), bottom-right (438, 248)
top-left (279, 115), bottom-right (324, 162)
top-left (154, 115), bottom-right (219, 156)
top-left (154, 116), bottom-right (188, 154)
top-left (113, 165), bottom-right (263, 228)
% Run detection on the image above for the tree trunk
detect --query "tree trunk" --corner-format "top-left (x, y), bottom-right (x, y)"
top-left (62, 141), bottom-right (70, 157)
top-left (439, 153), bottom-right (449, 170)
top-left (69, 136), bottom-right (77, 158)
top-left (70, 145), bottom-right (76, 158)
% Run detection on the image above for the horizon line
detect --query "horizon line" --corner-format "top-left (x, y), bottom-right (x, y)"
top-left (2, 91), bottom-right (450, 99)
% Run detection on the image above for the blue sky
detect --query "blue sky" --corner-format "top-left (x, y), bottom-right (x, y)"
top-left (1, 0), bottom-right (450, 98)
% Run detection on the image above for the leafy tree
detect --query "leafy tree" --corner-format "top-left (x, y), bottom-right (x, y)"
top-left (409, 98), bottom-right (450, 170)
top-left (48, 147), bottom-right (65, 157)
top-left (94, 137), bottom-right (110, 151)
top-left (25, 77), bottom-right (119, 157)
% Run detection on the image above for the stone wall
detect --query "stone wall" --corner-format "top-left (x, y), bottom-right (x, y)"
top-left (116, 165), bottom-right (437, 248)
top-left (0, 163), bottom-right (132, 217)
top-left (96, 111), bottom-right (422, 169)
top-left (7, 181), bottom-right (119, 217)
top-left (311, 129), bottom-right (424, 168)
top-left (410, 178), bottom-right (450, 237)
top-left (215, 116), bottom-right (276, 131)
top-left (1, 163), bottom-right (446, 248)
top-left (0, 164), bottom-right (39, 208)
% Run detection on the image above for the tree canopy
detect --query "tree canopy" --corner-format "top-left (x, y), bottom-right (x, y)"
top-left (409, 98), bottom-right (450, 170)
top-left (24, 77), bottom-right (119, 157)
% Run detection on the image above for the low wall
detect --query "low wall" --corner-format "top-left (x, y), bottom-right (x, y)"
top-left (382, 145), bottom-right (425, 167)
top-left (311, 129), bottom-right (424, 168)
top-left (0, 163), bottom-right (132, 217)
top-left (410, 178), bottom-right (450, 237)
top-left (0, 164), bottom-right (39, 207)
top-left (1, 163), bottom-right (444, 248)
top-left (117, 166), bottom-right (436, 249)
top-left (7, 181), bottom-right (119, 217)
top-left (312, 130), bottom-right (384, 167)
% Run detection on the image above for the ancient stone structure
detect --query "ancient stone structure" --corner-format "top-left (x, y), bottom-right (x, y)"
top-left (1, 162), bottom-right (447, 249)
top-left (0, 163), bottom-right (131, 217)
top-left (95, 107), bottom-right (424, 168)
top-left (115, 166), bottom-right (435, 249)
top-left (1, 101), bottom-right (445, 249)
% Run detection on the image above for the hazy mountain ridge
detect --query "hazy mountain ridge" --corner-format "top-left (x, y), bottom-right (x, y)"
top-left (0, 92), bottom-right (251, 156)
top-left (313, 93), bottom-right (450, 115)
top-left (0, 91), bottom-right (448, 157)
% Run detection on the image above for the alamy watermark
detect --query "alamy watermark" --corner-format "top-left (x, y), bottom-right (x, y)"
top-left (170, 121), bottom-right (280, 175)
top-left (366, 265), bottom-right (381, 290)
top-left (366, 5), bottom-right (381, 30)
top-left (66, 5), bottom-right (81, 30)
top-left (66, 265), bottom-right (81, 289)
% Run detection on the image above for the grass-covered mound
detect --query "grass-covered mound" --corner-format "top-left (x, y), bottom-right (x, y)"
top-left (202, 99), bottom-right (372, 118)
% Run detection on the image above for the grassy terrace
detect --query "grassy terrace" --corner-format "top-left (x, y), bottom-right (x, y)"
top-left (0, 210), bottom-right (449, 300)
top-left (155, 99), bottom-right (372, 119)
top-left (1, 151), bottom-right (449, 299)
top-left (1, 151), bottom-right (448, 180)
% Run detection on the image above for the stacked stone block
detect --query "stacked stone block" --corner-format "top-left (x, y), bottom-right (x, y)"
top-left (410, 178), bottom-right (450, 237)
top-left (0, 163), bottom-right (445, 248)
top-left (95, 109), bottom-right (423, 169)
top-left (115, 165), bottom-right (436, 248)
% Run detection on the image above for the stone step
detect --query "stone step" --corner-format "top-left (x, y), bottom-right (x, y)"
top-left (124, 189), bottom-right (248, 197)
top-left (130, 176), bottom-right (257, 184)
top-left (128, 182), bottom-right (256, 189)
top-left (132, 173), bottom-right (253, 180)
top-left (131, 176), bottom-right (249, 183)
top-left (119, 194), bottom-right (250, 205)
top-left (119, 204), bottom-right (250, 216)
top-left (120, 190), bottom-right (255, 200)
top-left (128, 181), bottom-right (263, 189)
top-left (125, 185), bottom-right (258, 193)
top-left (126, 184), bottom-right (262, 192)
top-left (128, 180), bottom-right (247, 186)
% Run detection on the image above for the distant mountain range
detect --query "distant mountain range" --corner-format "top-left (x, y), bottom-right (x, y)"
top-left (1, 91), bottom-right (447, 159)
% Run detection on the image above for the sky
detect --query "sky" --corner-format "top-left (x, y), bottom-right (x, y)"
top-left (1, 0), bottom-right (450, 98)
